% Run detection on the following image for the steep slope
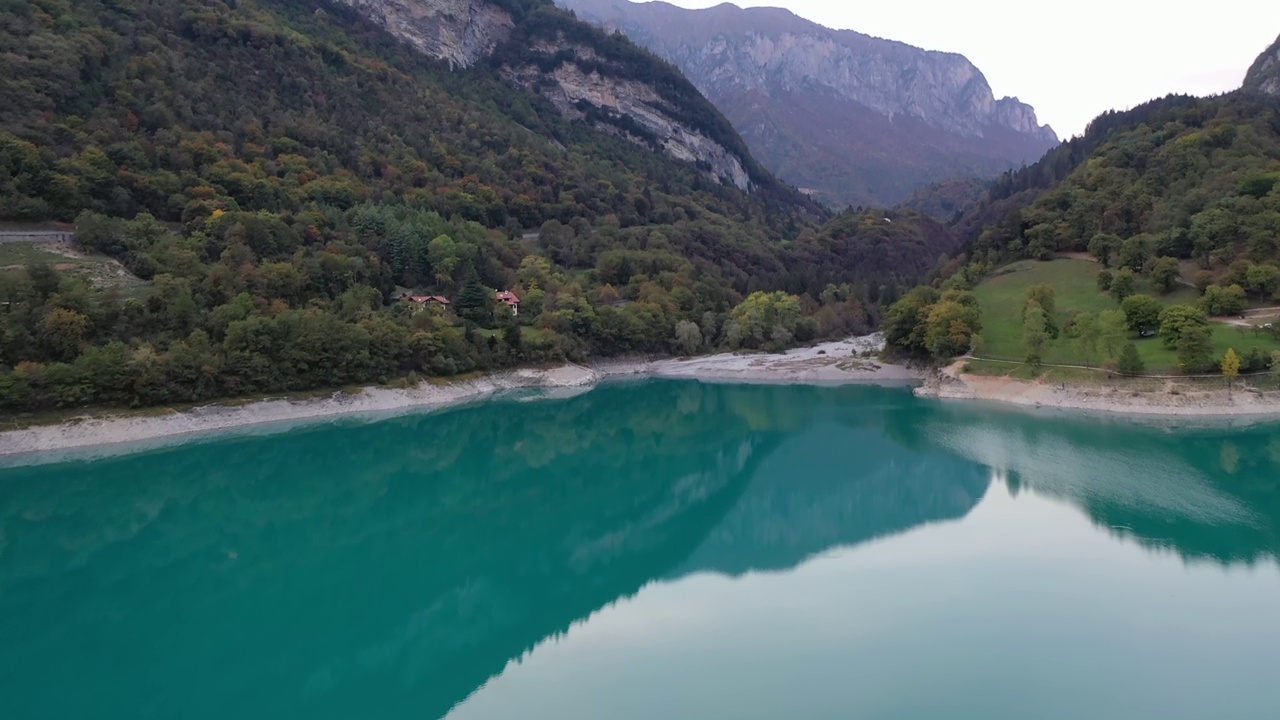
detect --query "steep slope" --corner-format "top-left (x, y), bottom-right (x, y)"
top-left (327, 0), bottom-right (783, 193)
top-left (943, 35), bottom-right (1280, 262)
top-left (967, 91), bottom-right (1280, 271)
top-left (558, 0), bottom-right (1058, 207)
top-left (1244, 32), bottom-right (1280, 96)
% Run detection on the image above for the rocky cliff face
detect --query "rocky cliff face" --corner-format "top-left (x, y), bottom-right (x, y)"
top-left (331, 0), bottom-right (514, 68)
top-left (559, 0), bottom-right (1059, 207)
top-left (324, 0), bottom-right (761, 190)
top-left (502, 41), bottom-right (752, 190)
top-left (1244, 33), bottom-right (1280, 96)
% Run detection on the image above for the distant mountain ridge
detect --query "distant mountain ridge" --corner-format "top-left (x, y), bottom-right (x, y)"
top-left (558, 0), bottom-right (1058, 207)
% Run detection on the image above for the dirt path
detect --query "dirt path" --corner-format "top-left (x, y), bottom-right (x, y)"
top-left (0, 231), bottom-right (72, 244)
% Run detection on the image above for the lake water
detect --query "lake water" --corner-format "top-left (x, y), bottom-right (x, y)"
top-left (2, 381), bottom-right (1279, 719)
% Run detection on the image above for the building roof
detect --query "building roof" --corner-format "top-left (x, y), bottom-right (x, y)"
top-left (408, 295), bottom-right (451, 304)
top-left (496, 290), bottom-right (520, 305)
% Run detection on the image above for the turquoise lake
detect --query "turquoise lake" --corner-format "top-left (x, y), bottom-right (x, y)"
top-left (2, 380), bottom-right (1280, 719)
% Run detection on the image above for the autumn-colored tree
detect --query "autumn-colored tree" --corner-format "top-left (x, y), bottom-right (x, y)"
top-left (1222, 348), bottom-right (1241, 395)
top-left (39, 308), bottom-right (90, 362)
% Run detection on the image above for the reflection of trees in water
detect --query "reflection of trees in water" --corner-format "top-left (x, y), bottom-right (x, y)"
top-left (916, 404), bottom-right (1280, 567)
top-left (671, 422), bottom-right (990, 579)
top-left (0, 381), bottom-right (961, 720)
top-left (7, 383), bottom-right (1261, 719)
top-left (0, 381), bottom-right (784, 719)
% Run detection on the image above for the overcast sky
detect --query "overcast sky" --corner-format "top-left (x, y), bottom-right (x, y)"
top-left (660, 0), bottom-right (1280, 139)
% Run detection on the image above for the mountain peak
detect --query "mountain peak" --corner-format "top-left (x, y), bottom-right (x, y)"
top-left (1243, 33), bottom-right (1280, 95)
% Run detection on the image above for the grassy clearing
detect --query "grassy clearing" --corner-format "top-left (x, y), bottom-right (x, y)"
top-left (0, 241), bottom-right (145, 290)
top-left (0, 243), bottom-right (73, 266)
top-left (972, 259), bottom-right (1280, 371)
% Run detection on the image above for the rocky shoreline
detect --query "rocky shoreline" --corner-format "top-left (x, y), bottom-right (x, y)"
top-left (9, 335), bottom-right (1280, 464)
top-left (0, 335), bottom-right (919, 462)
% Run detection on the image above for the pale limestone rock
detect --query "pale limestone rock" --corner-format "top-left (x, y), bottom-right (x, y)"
top-left (324, 0), bottom-right (757, 190)
top-left (330, 0), bottom-right (513, 68)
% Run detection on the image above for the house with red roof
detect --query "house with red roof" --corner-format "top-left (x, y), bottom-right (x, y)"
top-left (496, 290), bottom-right (520, 316)
top-left (405, 295), bottom-right (452, 313)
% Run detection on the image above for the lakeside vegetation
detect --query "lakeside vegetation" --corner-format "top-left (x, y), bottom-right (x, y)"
top-left (889, 257), bottom-right (1280, 375)
top-left (887, 72), bottom-right (1280, 381)
top-left (969, 260), bottom-right (1278, 371)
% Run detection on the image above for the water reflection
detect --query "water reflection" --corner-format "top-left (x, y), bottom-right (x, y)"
top-left (914, 404), bottom-right (1280, 567)
top-left (0, 381), bottom-right (1277, 719)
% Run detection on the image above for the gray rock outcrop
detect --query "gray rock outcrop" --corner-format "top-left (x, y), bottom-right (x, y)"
top-left (324, 0), bottom-right (759, 189)
top-left (1243, 33), bottom-right (1280, 96)
top-left (331, 0), bottom-right (514, 68)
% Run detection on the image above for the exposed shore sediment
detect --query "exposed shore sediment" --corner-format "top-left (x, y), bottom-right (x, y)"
top-left (0, 335), bottom-right (918, 461)
top-left (10, 335), bottom-right (1280, 463)
top-left (914, 361), bottom-right (1280, 418)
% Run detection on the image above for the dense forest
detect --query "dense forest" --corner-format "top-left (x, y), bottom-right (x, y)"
top-left (945, 94), bottom-right (1206, 246)
top-left (0, 0), bottom-right (951, 412)
top-left (964, 92), bottom-right (1280, 288)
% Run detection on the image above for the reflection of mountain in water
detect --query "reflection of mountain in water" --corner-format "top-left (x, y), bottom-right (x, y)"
top-left (6, 381), bottom-right (1275, 720)
top-left (0, 382), bottom-right (990, 720)
top-left (672, 424), bottom-right (990, 579)
top-left (916, 404), bottom-right (1280, 567)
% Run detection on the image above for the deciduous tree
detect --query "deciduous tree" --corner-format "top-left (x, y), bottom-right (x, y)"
top-left (1110, 268), bottom-right (1137, 303)
top-left (1150, 257), bottom-right (1181, 294)
top-left (1222, 348), bottom-right (1241, 394)
top-left (1121, 294), bottom-right (1162, 334)
top-left (1159, 305), bottom-right (1209, 349)
top-left (1074, 312), bottom-right (1101, 367)
top-left (1022, 302), bottom-right (1049, 367)
top-left (1099, 309), bottom-right (1128, 359)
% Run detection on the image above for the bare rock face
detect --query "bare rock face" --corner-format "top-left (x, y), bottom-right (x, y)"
top-left (330, 0), bottom-right (514, 68)
top-left (1243, 33), bottom-right (1280, 96)
top-left (504, 44), bottom-right (752, 190)
top-left (325, 0), bottom-right (758, 190)
top-left (559, 0), bottom-right (1059, 207)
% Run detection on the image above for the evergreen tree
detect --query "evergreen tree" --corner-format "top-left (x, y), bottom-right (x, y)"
top-left (1117, 343), bottom-right (1145, 376)
top-left (455, 268), bottom-right (494, 327)
top-left (503, 321), bottom-right (523, 360)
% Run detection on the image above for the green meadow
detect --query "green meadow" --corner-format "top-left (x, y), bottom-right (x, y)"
top-left (971, 260), bottom-right (1278, 372)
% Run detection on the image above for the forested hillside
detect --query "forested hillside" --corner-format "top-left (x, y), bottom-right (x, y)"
top-left (966, 93), bottom-right (1280, 283)
top-left (886, 58), bottom-right (1280, 369)
top-left (946, 94), bottom-right (1205, 246)
top-left (0, 0), bottom-right (947, 413)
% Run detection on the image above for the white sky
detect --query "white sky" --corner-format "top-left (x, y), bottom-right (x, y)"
top-left (658, 0), bottom-right (1280, 139)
